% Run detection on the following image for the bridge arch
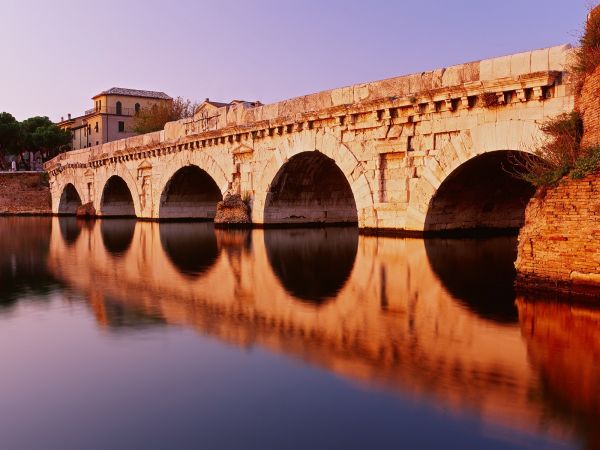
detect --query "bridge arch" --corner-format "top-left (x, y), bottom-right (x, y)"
top-left (262, 151), bottom-right (359, 225)
top-left (100, 175), bottom-right (136, 217)
top-left (255, 132), bottom-right (375, 226)
top-left (424, 150), bottom-right (536, 234)
top-left (159, 165), bottom-right (223, 220)
top-left (154, 153), bottom-right (229, 219)
top-left (406, 121), bottom-right (542, 233)
top-left (58, 183), bottom-right (83, 214)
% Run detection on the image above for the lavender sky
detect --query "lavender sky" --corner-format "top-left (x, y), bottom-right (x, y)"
top-left (0, 0), bottom-right (590, 121)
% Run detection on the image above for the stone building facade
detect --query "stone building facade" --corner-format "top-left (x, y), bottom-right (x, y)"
top-left (57, 87), bottom-right (172, 150)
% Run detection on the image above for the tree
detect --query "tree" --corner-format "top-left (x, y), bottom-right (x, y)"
top-left (0, 112), bottom-right (21, 169)
top-left (0, 115), bottom-right (71, 170)
top-left (20, 116), bottom-right (71, 156)
top-left (131, 97), bottom-right (197, 134)
top-left (16, 116), bottom-right (71, 169)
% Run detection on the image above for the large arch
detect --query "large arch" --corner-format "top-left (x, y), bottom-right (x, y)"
top-left (159, 165), bottom-right (223, 220)
top-left (263, 151), bottom-right (359, 225)
top-left (58, 183), bottom-right (83, 214)
top-left (253, 131), bottom-right (376, 227)
top-left (423, 150), bottom-right (536, 234)
top-left (100, 175), bottom-right (136, 217)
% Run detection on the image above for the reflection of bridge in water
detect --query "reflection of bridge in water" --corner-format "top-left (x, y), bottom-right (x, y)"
top-left (48, 218), bottom-right (599, 448)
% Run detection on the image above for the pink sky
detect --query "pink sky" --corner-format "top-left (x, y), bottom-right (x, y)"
top-left (0, 0), bottom-right (589, 121)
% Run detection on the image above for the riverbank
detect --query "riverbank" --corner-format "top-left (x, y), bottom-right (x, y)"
top-left (0, 172), bottom-right (51, 215)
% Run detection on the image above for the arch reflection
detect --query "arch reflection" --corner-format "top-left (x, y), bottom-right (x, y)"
top-left (425, 236), bottom-right (519, 322)
top-left (159, 222), bottom-right (220, 277)
top-left (58, 216), bottom-right (82, 246)
top-left (264, 227), bottom-right (358, 304)
top-left (100, 219), bottom-right (136, 256)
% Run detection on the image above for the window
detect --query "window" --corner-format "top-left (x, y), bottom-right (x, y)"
top-left (116, 101), bottom-right (122, 115)
top-left (99, 100), bottom-right (102, 110)
top-left (135, 103), bottom-right (140, 114)
top-left (94, 122), bottom-right (98, 132)
top-left (118, 121), bottom-right (125, 132)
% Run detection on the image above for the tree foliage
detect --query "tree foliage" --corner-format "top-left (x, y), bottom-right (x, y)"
top-left (0, 113), bottom-right (20, 158)
top-left (131, 97), bottom-right (197, 134)
top-left (0, 113), bottom-right (71, 170)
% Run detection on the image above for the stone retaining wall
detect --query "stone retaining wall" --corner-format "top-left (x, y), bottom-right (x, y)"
top-left (0, 172), bottom-right (51, 215)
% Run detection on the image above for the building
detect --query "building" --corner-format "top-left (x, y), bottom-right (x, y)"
top-left (57, 88), bottom-right (172, 150)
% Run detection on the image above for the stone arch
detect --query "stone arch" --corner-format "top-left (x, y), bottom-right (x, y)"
top-left (423, 150), bottom-right (536, 234)
top-left (99, 175), bottom-right (136, 217)
top-left (58, 183), bottom-right (83, 214)
top-left (159, 165), bottom-right (223, 220)
top-left (154, 152), bottom-right (229, 218)
top-left (263, 151), bottom-right (358, 224)
top-left (406, 121), bottom-right (542, 232)
top-left (254, 130), bottom-right (376, 227)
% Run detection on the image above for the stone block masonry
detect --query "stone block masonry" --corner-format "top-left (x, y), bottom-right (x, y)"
top-left (516, 174), bottom-right (600, 296)
top-left (0, 172), bottom-right (51, 215)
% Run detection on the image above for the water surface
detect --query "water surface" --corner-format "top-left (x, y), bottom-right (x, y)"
top-left (0, 217), bottom-right (598, 450)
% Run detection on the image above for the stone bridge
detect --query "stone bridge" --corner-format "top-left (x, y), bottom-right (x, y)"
top-left (45, 45), bottom-right (574, 232)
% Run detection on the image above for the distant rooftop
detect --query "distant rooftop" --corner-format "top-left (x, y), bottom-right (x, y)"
top-left (93, 87), bottom-right (172, 100)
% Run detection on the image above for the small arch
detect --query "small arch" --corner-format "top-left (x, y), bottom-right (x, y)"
top-left (159, 222), bottom-right (220, 278)
top-left (58, 183), bottom-right (82, 214)
top-left (424, 150), bottom-right (536, 235)
top-left (116, 101), bottom-right (122, 116)
top-left (159, 165), bottom-right (223, 220)
top-left (100, 176), bottom-right (136, 217)
top-left (264, 227), bottom-right (358, 305)
top-left (100, 219), bottom-right (136, 256)
top-left (264, 152), bottom-right (358, 225)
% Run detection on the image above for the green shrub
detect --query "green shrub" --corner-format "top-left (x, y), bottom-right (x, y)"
top-left (571, 147), bottom-right (600, 179)
top-left (510, 112), bottom-right (584, 187)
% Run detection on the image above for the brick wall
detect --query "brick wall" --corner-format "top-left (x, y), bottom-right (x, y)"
top-left (0, 172), bottom-right (51, 215)
top-left (579, 65), bottom-right (600, 148)
top-left (515, 174), bottom-right (600, 296)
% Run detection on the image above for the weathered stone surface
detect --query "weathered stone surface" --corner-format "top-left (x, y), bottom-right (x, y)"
top-left (214, 193), bottom-right (251, 225)
top-left (76, 202), bottom-right (96, 218)
top-left (46, 45), bottom-right (574, 232)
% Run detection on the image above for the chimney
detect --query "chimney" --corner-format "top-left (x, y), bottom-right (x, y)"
top-left (68, 113), bottom-right (71, 120)
top-left (61, 116), bottom-right (64, 122)
top-left (205, 98), bottom-right (209, 102)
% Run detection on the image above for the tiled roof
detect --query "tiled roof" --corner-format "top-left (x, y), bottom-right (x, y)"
top-left (93, 87), bottom-right (172, 100)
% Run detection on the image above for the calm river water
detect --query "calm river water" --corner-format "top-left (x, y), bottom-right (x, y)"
top-left (0, 217), bottom-right (598, 450)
